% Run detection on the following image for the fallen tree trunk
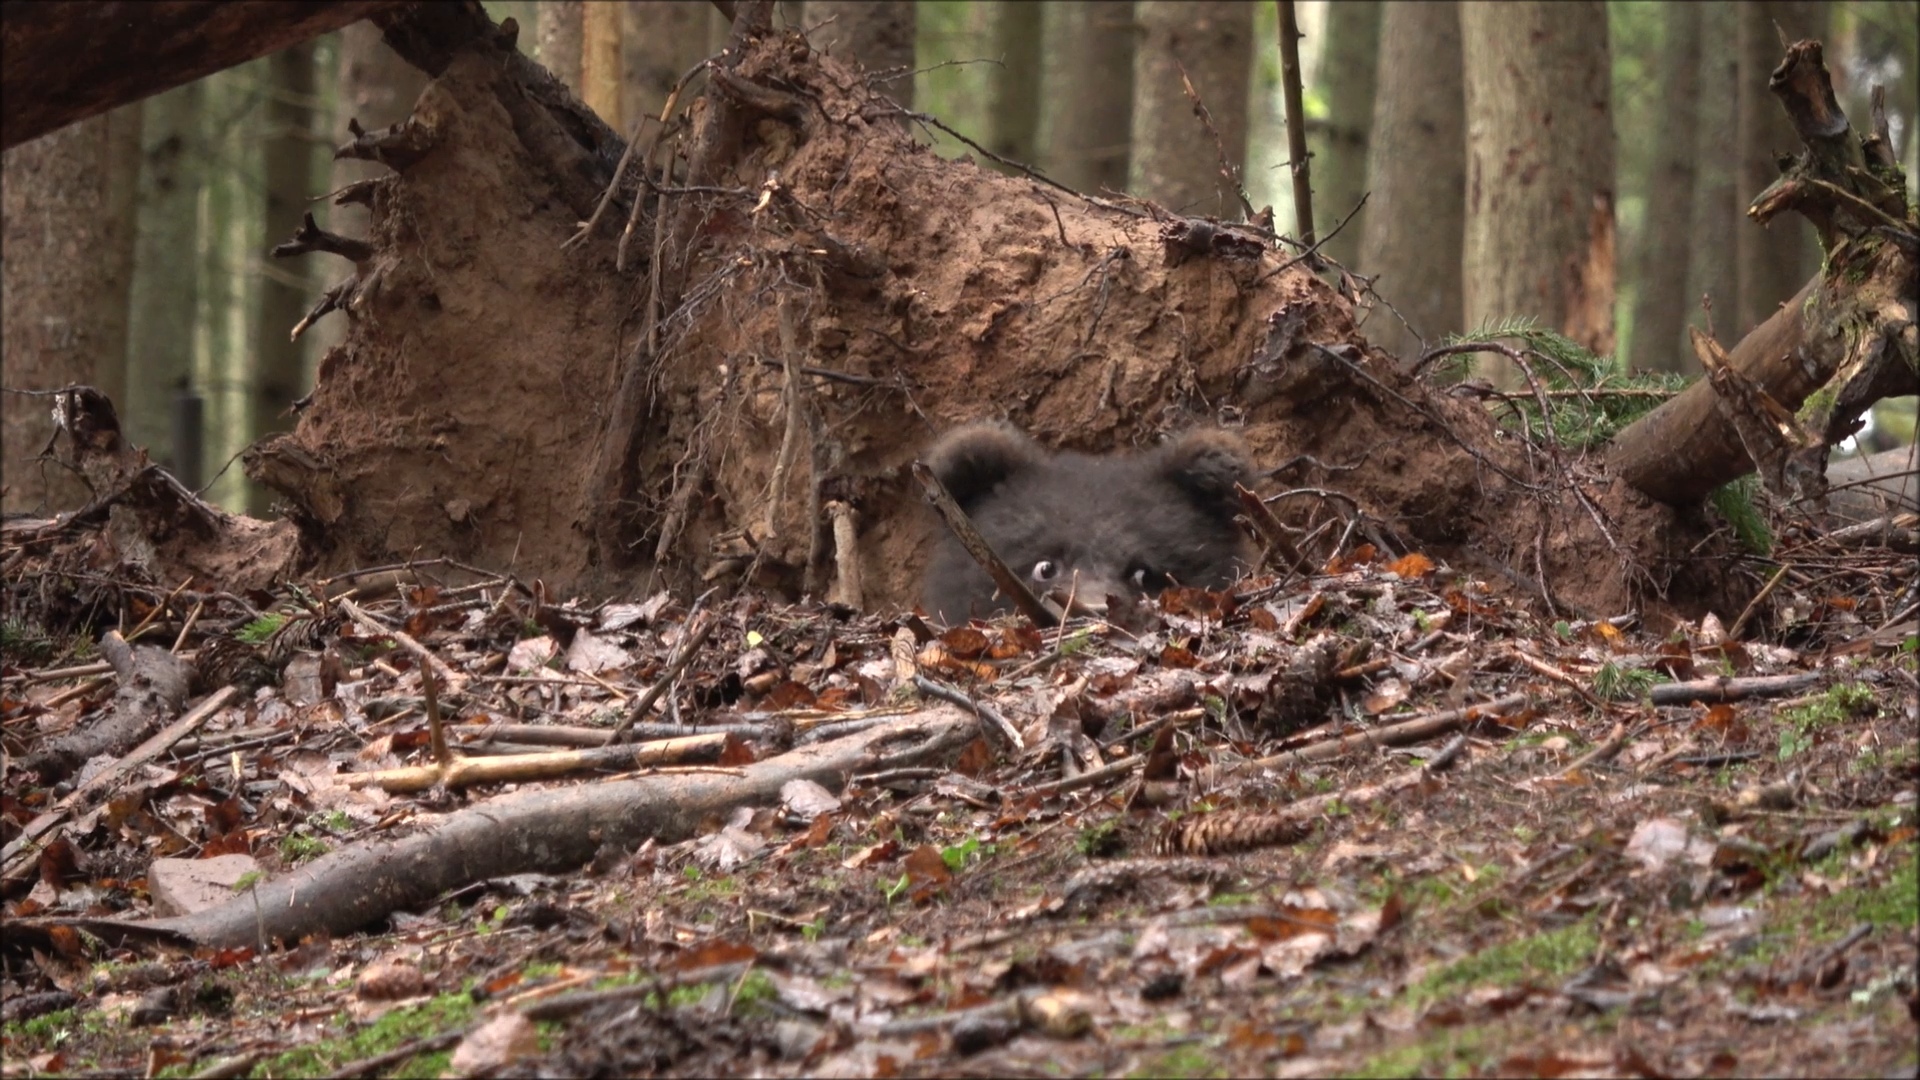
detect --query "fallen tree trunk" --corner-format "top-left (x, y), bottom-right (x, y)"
top-left (1, 1), bottom-right (406, 149)
top-left (38, 709), bottom-right (978, 950)
top-left (1608, 41), bottom-right (1918, 506)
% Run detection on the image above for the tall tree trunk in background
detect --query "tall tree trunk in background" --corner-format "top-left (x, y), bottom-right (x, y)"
top-left (1, 107), bottom-right (142, 514)
top-left (250, 42), bottom-right (318, 516)
top-left (126, 83), bottom-right (204, 471)
top-left (581, 1), bottom-right (623, 132)
top-left (1130, 1), bottom-right (1253, 219)
top-left (537, 0), bottom-right (585, 93)
top-left (984, 1), bottom-right (1042, 171)
top-left (1735, 1), bottom-right (1828, 338)
top-left (1038, 1), bottom-right (1134, 195)
top-left (1461, 0), bottom-right (1615, 383)
top-left (1685, 1), bottom-right (1739, 362)
top-left (1312, 0), bottom-right (1380, 265)
top-left (1625, 2), bottom-right (1701, 374)
top-left (621, 1), bottom-right (710, 134)
top-left (809, 2), bottom-right (915, 106)
top-left (1358, 1), bottom-right (1465, 362)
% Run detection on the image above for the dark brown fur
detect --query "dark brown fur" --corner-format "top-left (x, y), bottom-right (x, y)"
top-left (922, 422), bottom-right (1255, 623)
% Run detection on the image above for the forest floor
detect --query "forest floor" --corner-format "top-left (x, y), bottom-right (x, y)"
top-left (1, 532), bottom-right (1915, 1079)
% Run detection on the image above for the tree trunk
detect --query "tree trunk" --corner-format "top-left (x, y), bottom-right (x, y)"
top-left (1129, 0), bottom-right (1253, 219)
top-left (1460, 0), bottom-right (1615, 383)
top-left (2, 107), bottom-right (143, 513)
top-left (1312, 0), bottom-right (1380, 265)
top-left (125, 83), bottom-right (204, 472)
top-left (581, 0), bottom-right (622, 131)
top-left (1037, 1), bottom-right (1134, 195)
top-left (1685, 1), bottom-right (1739, 361)
top-left (620, 0), bottom-right (710, 133)
top-left (984, 1), bottom-right (1042, 171)
top-left (250, 42), bottom-right (319, 517)
top-left (537, 0), bottom-right (584, 93)
top-left (1625, 2), bottom-right (1701, 374)
top-left (1734, 1), bottom-right (1827, 339)
top-left (0, 0), bottom-right (402, 151)
top-left (1357, 1), bottom-right (1464, 363)
top-left (808, 1), bottom-right (915, 106)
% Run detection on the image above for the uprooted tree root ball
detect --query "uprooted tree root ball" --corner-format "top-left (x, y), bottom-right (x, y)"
top-left (226, 11), bottom-right (1739, 626)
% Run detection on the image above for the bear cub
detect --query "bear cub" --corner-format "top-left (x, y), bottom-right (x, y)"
top-left (922, 422), bottom-right (1255, 623)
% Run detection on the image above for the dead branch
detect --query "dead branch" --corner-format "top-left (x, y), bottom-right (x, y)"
top-left (36, 709), bottom-right (977, 950)
top-left (911, 462), bottom-right (1059, 629)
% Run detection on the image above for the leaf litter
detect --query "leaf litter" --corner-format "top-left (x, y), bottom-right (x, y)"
top-left (1, 538), bottom-right (1915, 1078)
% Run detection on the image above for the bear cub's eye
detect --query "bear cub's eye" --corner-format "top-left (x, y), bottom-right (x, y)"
top-left (1129, 567), bottom-right (1150, 589)
top-left (1031, 560), bottom-right (1059, 583)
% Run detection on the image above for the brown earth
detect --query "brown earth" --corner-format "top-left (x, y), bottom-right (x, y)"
top-left (245, 22), bottom-right (1736, 629)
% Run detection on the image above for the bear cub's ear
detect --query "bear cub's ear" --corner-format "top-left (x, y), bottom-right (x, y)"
top-left (1155, 429), bottom-right (1254, 518)
top-left (924, 421), bottom-right (1046, 509)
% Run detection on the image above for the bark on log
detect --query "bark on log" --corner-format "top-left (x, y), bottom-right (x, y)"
top-left (38, 710), bottom-right (978, 950)
top-left (1, 1), bottom-right (405, 150)
top-left (18, 631), bottom-right (189, 784)
top-left (1608, 39), bottom-right (1918, 506)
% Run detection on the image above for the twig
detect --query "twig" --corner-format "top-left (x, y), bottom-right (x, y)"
top-left (611, 608), bottom-right (719, 743)
top-left (1274, 1), bottom-right (1316, 250)
top-left (2, 687), bottom-right (237, 875)
top-left (1728, 564), bottom-right (1791, 641)
top-left (336, 597), bottom-right (466, 692)
top-left (913, 674), bottom-right (1023, 751)
top-left (911, 461), bottom-right (1060, 629)
top-left (1246, 692), bottom-right (1532, 772)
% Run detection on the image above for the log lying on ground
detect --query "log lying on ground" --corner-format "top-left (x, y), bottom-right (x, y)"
top-left (1, 1), bottom-right (406, 149)
top-left (38, 709), bottom-right (978, 951)
top-left (1609, 41), bottom-right (1917, 506)
top-left (19, 631), bottom-right (189, 783)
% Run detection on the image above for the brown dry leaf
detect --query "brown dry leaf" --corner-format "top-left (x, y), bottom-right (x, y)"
top-left (903, 844), bottom-right (952, 890)
top-left (448, 1011), bottom-right (541, 1074)
top-left (1160, 644), bottom-right (1200, 669)
top-left (1362, 677), bottom-right (1409, 714)
top-left (842, 839), bottom-right (899, 869)
top-left (669, 939), bottom-right (756, 972)
top-left (1386, 552), bottom-right (1435, 579)
top-left (940, 626), bottom-right (992, 659)
top-left (1654, 638), bottom-right (1695, 679)
top-left (764, 680), bottom-right (817, 708)
top-left (357, 956), bottom-right (425, 1001)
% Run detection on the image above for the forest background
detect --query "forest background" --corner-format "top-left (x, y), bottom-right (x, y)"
top-left (2, 0), bottom-right (1915, 522)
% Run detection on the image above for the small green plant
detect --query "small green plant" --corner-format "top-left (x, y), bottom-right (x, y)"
top-left (1709, 477), bottom-right (1773, 555)
top-left (940, 836), bottom-right (983, 872)
top-left (1076, 819), bottom-right (1123, 858)
top-left (880, 872), bottom-right (911, 904)
top-left (0, 618), bottom-right (56, 665)
top-left (280, 834), bottom-right (329, 863)
top-left (1057, 628), bottom-right (1096, 655)
top-left (1593, 660), bottom-right (1661, 701)
top-left (237, 613), bottom-right (289, 643)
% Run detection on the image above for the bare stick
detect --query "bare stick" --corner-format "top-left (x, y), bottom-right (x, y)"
top-left (611, 610), bottom-right (720, 743)
top-left (1275, 1), bottom-right (1316, 250)
top-left (2, 686), bottom-right (237, 875)
top-left (1245, 692), bottom-right (1532, 772)
top-left (1235, 483), bottom-right (1311, 576)
top-left (827, 500), bottom-right (863, 608)
top-left (910, 461), bottom-right (1060, 628)
top-left (336, 597), bottom-right (466, 692)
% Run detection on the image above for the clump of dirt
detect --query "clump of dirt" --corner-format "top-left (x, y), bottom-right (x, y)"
top-left (254, 18), bottom-right (1732, 624)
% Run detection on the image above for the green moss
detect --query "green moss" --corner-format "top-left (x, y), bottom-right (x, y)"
top-left (1406, 921), bottom-right (1598, 1010)
top-left (257, 992), bottom-right (478, 1077)
top-left (1125, 1041), bottom-right (1225, 1078)
top-left (1353, 1027), bottom-right (1493, 1079)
